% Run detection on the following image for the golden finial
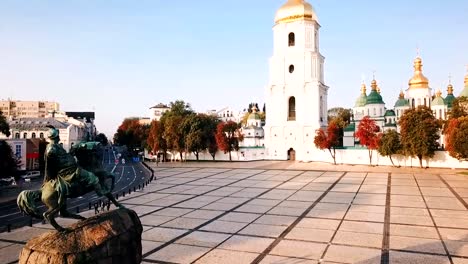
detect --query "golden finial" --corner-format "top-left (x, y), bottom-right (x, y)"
top-left (447, 73), bottom-right (454, 94)
top-left (436, 89), bottom-right (442, 97)
top-left (360, 82), bottom-right (367, 94)
top-left (399, 90), bottom-right (405, 99)
top-left (465, 65), bottom-right (468, 87)
top-left (408, 55), bottom-right (429, 89)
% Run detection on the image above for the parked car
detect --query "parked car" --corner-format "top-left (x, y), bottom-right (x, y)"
top-left (0, 177), bottom-right (15, 186)
top-left (21, 171), bottom-right (41, 179)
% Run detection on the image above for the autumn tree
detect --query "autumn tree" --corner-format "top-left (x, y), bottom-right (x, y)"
top-left (399, 106), bottom-right (441, 168)
top-left (314, 121), bottom-right (340, 165)
top-left (113, 118), bottom-right (149, 154)
top-left (356, 116), bottom-right (380, 165)
top-left (0, 111), bottom-right (10, 137)
top-left (377, 129), bottom-right (401, 167)
top-left (328, 107), bottom-right (352, 129)
top-left (215, 121), bottom-right (244, 161)
top-left (147, 120), bottom-right (168, 161)
top-left (449, 96), bottom-right (468, 119)
top-left (445, 116), bottom-right (468, 161)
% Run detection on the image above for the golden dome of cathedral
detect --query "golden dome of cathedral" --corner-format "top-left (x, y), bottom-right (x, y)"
top-left (275, 0), bottom-right (318, 24)
top-left (408, 57), bottom-right (430, 89)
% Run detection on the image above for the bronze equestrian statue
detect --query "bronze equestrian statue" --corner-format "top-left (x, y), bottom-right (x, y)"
top-left (17, 126), bottom-right (124, 231)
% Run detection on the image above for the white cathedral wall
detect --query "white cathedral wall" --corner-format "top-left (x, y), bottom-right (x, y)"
top-left (407, 88), bottom-right (433, 108)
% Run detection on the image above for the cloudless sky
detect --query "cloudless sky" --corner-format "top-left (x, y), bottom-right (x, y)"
top-left (1, 0), bottom-right (467, 137)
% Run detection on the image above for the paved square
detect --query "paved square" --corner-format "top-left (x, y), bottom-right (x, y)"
top-left (1, 165), bottom-right (468, 264)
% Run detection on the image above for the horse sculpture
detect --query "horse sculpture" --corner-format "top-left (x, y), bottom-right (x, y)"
top-left (17, 126), bottom-right (123, 231)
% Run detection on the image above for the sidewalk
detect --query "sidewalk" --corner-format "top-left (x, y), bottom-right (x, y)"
top-left (151, 160), bottom-right (467, 175)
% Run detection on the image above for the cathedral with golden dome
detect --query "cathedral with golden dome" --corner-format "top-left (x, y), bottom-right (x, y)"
top-left (343, 56), bottom-right (468, 147)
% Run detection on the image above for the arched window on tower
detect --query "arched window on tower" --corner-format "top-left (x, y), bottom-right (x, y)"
top-left (288, 97), bottom-right (296, 121)
top-left (424, 98), bottom-right (427, 107)
top-left (288, 33), bottom-right (295, 47)
top-left (39, 133), bottom-right (44, 139)
top-left (23, 133), bottom-right (27, 139)
top-left (32, 133), bottom-right (36, 139)
top-left (412, 99), bottom-right (415, 108)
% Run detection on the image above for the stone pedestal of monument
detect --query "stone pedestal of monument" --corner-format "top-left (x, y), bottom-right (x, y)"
top-left (19, 208), bottom-right (142, 264)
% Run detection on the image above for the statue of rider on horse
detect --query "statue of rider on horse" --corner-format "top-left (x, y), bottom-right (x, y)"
top-left (17, 126), bottom-right (124, 231)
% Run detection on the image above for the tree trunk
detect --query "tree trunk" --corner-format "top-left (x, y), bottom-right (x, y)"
top-left (229, 151), bottom-right (232, 161)
top-left (179, 151), bottom-right (183, 162)
top-left (368, 149), bottom-right (373, 165)
top-left (418, 155), bottom-right (423, 168)
top-left (211, 153), bottom-right (216, 160)
top-left (389, 155), bottom-right (395, 167)
top-left (329, 148), bottom-right (337, 165)
top-left (195, 152), bottom-right (199, 161)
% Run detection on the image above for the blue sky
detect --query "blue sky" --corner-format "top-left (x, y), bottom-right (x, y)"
top-left (1, 0), bottom-right (467, 137)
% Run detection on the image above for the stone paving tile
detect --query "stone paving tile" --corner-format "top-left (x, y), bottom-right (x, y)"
top-left (390, 224), bottom-right (439, 239)
top-left (285, 227), bottom-right (335, 242)
top-left (453, 258), bottom-right (468, 264)
top-left (331, 184), bottom-right (361, 193)
top-left (278, 200), bottom-right (312, 209)
top-left (333, 231), bottom-right (383, 248)
top-left (439, 228), bottom-right (468, 241)
top-left (287, 191), bottom-right (322, 202)
top-left (430, 209), bottom-right (468, 219)
top-left (218, 235), bottom-right (275, 253)
top-left (390, 235), bottom-right (446, 254)
top-left (445, 240), bottom-right (468, 257)
top-left (267, 206), bottom-right (307, 216)
top-left (254, 215), bottom-right (297, 226)
top-left (0, 226), bottom-right (48, 242)
top-left (307, 208), bottom-right (347, 219)
top-left (321, 192), bottom-right (355, 203)
top-left (0, 243), bottom-right (23, 264)
top-left (200, 220), bottom-right (249, 233)
top-left (339, 221), bottom-right (384, 234)
top-left (202, 202), bottom-right (238, 211)
top-left (154, 207), bottom-right (194, 217)
top-left (248, 199), bottom-right (282, 206)
top-left (0, 241), bottom-right (11, 249)
top-left (323, 245), bottom-right (381, 264)
top-left (161, 217), bottom-right (208, 229)
top-left (434, 217), bottom-right (468, 229)
top-left (218, 212), bottom-right (261, 223)
top-left (146, 244), bottom-right (211, 263)
top-left (303, 183), bottom-right (332, 191)
top-left (175, 200), bottom-right (213, 209)
top-left (296, 218), bottom-right (340, 230)
top-left (270, 240), bottom-right (327, 260)
top-left (389, 251), bottom-right (451, 264)
top-left (140, 214), bottom-right (175, 226)
top-left (236, 204), bottom-right (274, 214)
top-left (391, 207), bottom-right (430, 216)
top-left (260, 255), bottom-right (318, 264)
top-left (239, 223), bottom-right (288, 237)
top-left (141, 240), bottom-right (163, 255)
top-left (420, 187), bottom-right (455, 197)
top-left (260, 189), bottom-right (297, 200)
top-left (176, 231), bottom-right (231, 247)
top-left (345, 211), bottom-right (385, 222)
top-left (195, 248), bottom-right (259, 264)
top-left (349, 205), bottom-right (385, 214)
top-left (390, 214), bottom-right (433, 226)
top-left (142, 227), bottom-right (189, 242)
top-left (183, 209), bottom-right (225, 220)
top-left (359, 185), bottom-right (388, 194)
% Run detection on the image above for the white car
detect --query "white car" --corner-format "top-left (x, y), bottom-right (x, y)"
top-left (21, 171), bottom-right (41, 179)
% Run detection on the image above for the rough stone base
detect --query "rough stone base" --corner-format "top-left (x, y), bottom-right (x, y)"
top-left (19, 208), bottom-right (142, 264)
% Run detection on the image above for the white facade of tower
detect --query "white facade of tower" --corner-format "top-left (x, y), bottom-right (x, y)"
top-left (264, 1), bottom-right (328, 161)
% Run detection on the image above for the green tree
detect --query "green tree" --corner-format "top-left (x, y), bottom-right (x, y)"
top-left (215, 121), bottom-right (244, 161)
top-left (183, 114), bottom-right (219, 161)
top-left (399, 106), bottom-right (441, 168)
top-left (355, 116), bottom-right (381, 165)
top-left (0, 111), bottom-right (10, 137)
top-left (0, 140), bottom-right (20, 178)
top-left (449, 96), bottom-right (468, 119)
top-left (377, 129), bottom-right (401, 167)
top-left (314, 121), bottom-right (341, 165)
top-left (95, 133), bottom-right (109, 146)
top-left (328, 107), bottom-right (352, 129)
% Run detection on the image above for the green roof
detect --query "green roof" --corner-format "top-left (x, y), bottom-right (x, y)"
top-left (432, 96), bottom-right (446, 106)
top-left (384, 123), bottom-right (397, 127)
top-left (248, 112), bottom-right (261, 120)
top-left (354, 94), bottom-right (367, 107)
top-left (394, 98), bottom-right (410, 107)
top-left (366, 90), bottom-right (385, 105)
top-left (445, 94), bottom-right (456, 108)
top-left (344, 123), bottom-right (355, 132)
top-left (384, 110), bottom-right (396, 117)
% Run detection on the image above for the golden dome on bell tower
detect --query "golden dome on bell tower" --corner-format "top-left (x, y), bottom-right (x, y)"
top-left (408, 56), bottom-right (430, 89)
top-left (275, 0), bottom-right (318, 24)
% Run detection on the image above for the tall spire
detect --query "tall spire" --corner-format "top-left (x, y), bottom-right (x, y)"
top-left (465, 65), bottom-right (468, 87)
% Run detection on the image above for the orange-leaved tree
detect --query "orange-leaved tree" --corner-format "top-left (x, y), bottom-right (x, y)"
top-left (215, 121), bottom-right (244, 161)
top-left (445, 116), bottom-right (468, 162)
top-left (356, 116), bottom-right (380, 165)
top-left (314, 121), bottom-right (340, 165)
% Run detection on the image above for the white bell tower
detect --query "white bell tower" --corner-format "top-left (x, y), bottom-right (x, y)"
top-left (264, 0), bottom-right (328, 161)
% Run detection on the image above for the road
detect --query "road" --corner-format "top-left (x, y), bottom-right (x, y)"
top-left (0, 147), bottom-right (152, 233)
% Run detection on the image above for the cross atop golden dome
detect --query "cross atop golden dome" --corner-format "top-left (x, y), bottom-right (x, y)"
top-left (408, 56), bottom-right (430, 89)
top-left (435, 89), bottom-right (442, 97)
top-left (399, 90), bottom-right (405, 99)
top-left (371, 79), bottom-right (378, 91)
top-left (275, 0), bottom-right (318, 24)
